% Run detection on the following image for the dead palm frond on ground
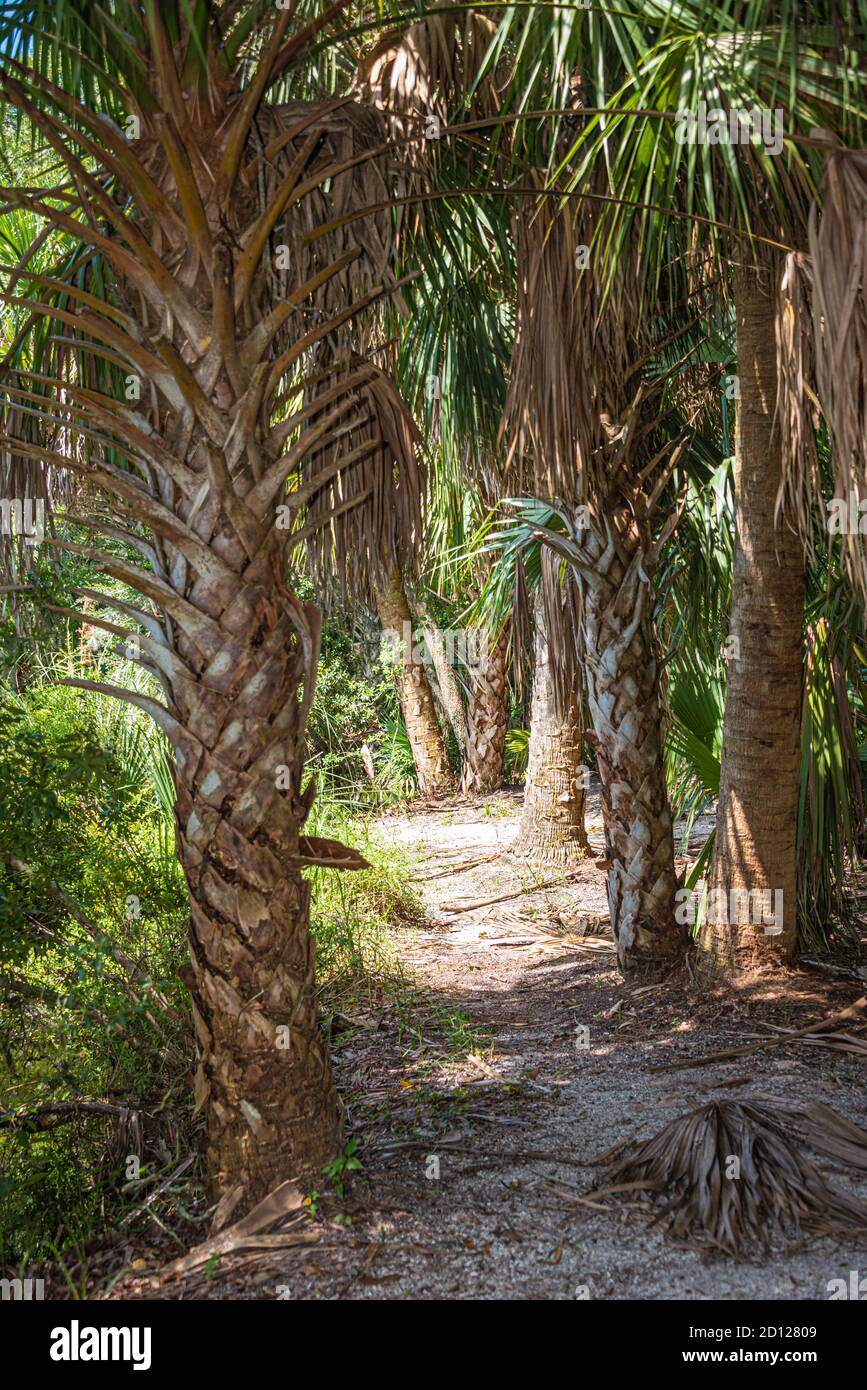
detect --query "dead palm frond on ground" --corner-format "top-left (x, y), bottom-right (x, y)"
top-left (589, 1098), bottom-right (867, 1256)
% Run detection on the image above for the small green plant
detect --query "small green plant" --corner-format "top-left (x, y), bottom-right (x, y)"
top-left (323, 1138), bottom-right (364, 1199)
top-left (504, 727), bottom-right (530, 781)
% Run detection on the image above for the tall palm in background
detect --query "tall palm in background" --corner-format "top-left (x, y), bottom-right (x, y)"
top-left (488, 37), bottom-right (693, 975)
top-left (485, 0), bottom-right (866, 973)
top-left (543, 0), bottom-right (866, 969)
top-left (396, 256), bottom-right (514, 800)
top-left (374, 567), bottom-right (454, 795)
top-left (384, 55), bottom-right (593, 845)
top-left (371, 37), bottom-right (513, 800)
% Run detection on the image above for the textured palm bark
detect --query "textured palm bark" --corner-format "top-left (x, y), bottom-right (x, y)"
top-left (580, 527), bottom-right (686, 976)
top-left (376, 572), bottom-right (453, 796)
top-left (702, 269), bottom-right (805, 969)
top-left (461, 627), bottom-right (508, 796)
top-left (113, 252), bottom-right (345, 1202)
top-left (124, 138), bottom-right (360, 1206)
top-left (173, 588), bottom-right (342, 1204)
top-left (511, 603), bottom-right (588, 861)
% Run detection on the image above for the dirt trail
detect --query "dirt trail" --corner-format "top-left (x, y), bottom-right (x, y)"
top-left (131, 791), bottom-right (867, 1301)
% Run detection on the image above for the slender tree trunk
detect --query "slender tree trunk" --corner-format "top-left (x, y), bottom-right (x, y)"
top-left (511, 600), bottom-right (588, 861)
top-left (461, 626), bottom-right (509, 795)
top-left (702, 267), bottom-right (805, 969)
top-left (376, 571), bottom-right (453, 796)
top-left (411, 600), bottom-right (468, 748)
top-left (580, 529), bottom-right (686, 976)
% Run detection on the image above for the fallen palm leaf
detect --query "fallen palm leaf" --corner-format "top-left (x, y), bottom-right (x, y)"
top-left (746, 1024), bottom-right (867, 1056)
top-left (158, 1180), bottom-right (315, 1280)
top-left (294, 835), bottom-right (371, 870)
top-left (775, 1100), bottom-right (867, 1173)
top-left (589, 1099), bottom-right (867, 1254)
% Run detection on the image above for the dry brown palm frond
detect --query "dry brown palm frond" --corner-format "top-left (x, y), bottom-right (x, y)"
top-left (299, 356), bottom-right (423, 602)
top-left (241, 98), bottom-right (425, 601)
top-left (501, 170), bottom-right (595, 505)
top-left (501, 166), bottom-right (690, 517)
top-left (778, 1099), bottom-right (867, 1171)
top-left (354, 6), bottom-right (499, 133)
top-left (351, 2), bottom-right (500, 279)
top-left (589, 1098), bottom-right (867, 1255)
top-left (809, 149), bottom-right (867, 596)
top-left (776, 249), bottom-right (821, 550)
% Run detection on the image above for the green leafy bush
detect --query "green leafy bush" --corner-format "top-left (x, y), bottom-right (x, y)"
top-left (0, 685), bottom-right (191, 1262)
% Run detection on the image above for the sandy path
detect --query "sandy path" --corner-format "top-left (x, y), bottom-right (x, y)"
top-left (129, 791), bottom-right (867, 1301)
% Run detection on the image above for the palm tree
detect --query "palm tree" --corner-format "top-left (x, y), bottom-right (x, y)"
top-left (461, 620), bottom-right (509, 795)
top-left (374, 568), bottom-right (453, 795)
top-left (510, 589), bottom-right (589, 861)
top-left (659, 444), bottom-right (866, 952)
top-left (709, 262), bottom-right (805, 964)
top-left (388, 129), bottom-right (513, 799)
top-left (492, 150), bottom-right (690, 969)
top-left (492, 0), bottom-right (866, 973)
top-left (0, 0), bottom-right (458, 1209)
top-left (590, 1), bottom-right (862, 971)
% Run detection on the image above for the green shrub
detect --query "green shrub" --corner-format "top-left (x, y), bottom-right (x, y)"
top-left (0, 685), bottom-right (191, 1262)
top-left (0, 677), bottom-right (427, 1264)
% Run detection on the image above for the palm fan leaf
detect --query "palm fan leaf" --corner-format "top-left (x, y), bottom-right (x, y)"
top-left (590, 1098), bottom-right (867, 1256)
top-left (809, 149), bottom-right (867, 597)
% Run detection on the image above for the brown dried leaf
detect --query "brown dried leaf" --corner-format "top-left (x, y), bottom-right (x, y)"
top-left (295, 834), bottom-right (371, 870)
top-left (590, 1099), bottom-right (867, 1255)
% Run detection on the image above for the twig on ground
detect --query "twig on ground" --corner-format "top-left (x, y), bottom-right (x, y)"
top-left (648, 995), bottom-right (867, 1073)
top-left (423, 855), bottom-right (501, 880)
top-left (0, 1099), bottom-right (139, 1132)
top-left (441, 868), bottom-right (588, 914)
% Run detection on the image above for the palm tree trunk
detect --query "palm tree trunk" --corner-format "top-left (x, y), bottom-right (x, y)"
top-left (174, 604), bottom-right (343, 1205)
top-left (376, 572), bottom-right (453, 796)
top-left (461, 626), bottom-right (509, 795)
top-left (702, 267), bottom-right (805, 968)
top-left (581, 532), bottom-right (686, 976)
top-left (511, 600), bottom-right (588, 860)
top-left (411, 599), bottom-right (468, 748)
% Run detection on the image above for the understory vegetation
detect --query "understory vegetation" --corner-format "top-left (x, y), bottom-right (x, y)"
top-left (0, 620), bottom-right (440, 1265)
